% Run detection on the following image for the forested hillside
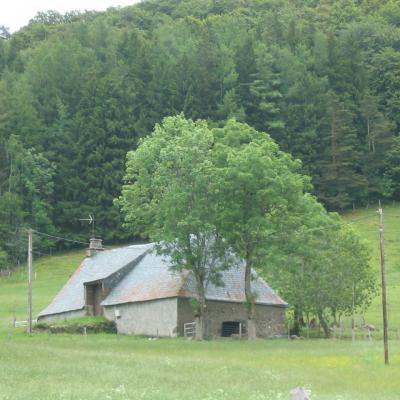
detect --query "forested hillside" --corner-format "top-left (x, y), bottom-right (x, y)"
top-left (1, 0), bottom-right (400, 267)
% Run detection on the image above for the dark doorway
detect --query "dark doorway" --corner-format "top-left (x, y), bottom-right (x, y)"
top-left (221, 321), bottom-right (240, 337)
top-left (85, 283), bottom-right (103, 316)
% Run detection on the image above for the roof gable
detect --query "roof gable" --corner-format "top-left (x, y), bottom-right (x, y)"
top-left (38, 243), bottom-right (152, 317)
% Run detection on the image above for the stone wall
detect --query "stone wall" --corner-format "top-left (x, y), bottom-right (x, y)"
top-left (253, 304), bottom-right (287, 337)
top-left (39, 298), bottom-right (286, 338)
top-left (103, 297), bottom-right (178, 336)
top-left (177, 298), bottom-right (286, 337)
top-left (38, 308), bottom-right (86, 323)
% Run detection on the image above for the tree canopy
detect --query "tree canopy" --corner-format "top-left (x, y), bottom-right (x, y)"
top-left (118, 115), bottom-right (237, 339)
top-left (119, 115), bottom-right (376, 338)
top-left (1, 0), bottom-right (399, 266)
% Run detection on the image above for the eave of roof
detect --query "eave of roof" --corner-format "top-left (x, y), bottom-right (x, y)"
top-left (102, 296), bottom-right (287, 308)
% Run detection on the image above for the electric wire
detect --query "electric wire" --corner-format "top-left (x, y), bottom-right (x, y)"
top-left (32, 230), bottom-right (89, 246)
top-left (0, 211), bottom-right (392, 255)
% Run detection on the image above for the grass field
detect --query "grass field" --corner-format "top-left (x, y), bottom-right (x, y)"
top-left (0, 334), bottom-right (399, 400)
top-left (343, 204), bottom-right (400, 333)
top-left (0, 206), bottom-right (400, 399)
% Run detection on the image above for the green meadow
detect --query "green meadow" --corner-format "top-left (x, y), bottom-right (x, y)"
top-left (0, 206), bottom-right (399, 400)
top-left (0, 334), bottom-right (399, 400)
top-left (343, 204), bottom-right (400, 334)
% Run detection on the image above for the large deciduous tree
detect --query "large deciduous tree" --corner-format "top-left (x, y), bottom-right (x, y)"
top-left (120, 116), bottom-right (316, 339)
top-left (268, 217), bottom-right (376, 338)
top-left (212, 120), bottom-right (310, 339)
top-left (118, 115), bottom-right (234, 340)
top-left (120, 115), bottom-right (375, 339)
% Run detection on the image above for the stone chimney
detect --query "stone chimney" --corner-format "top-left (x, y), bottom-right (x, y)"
top-left (86, 238), bottom-right (104, 257)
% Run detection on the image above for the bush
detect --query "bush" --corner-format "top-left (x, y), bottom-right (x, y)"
top-left (34, 317), bottom-right (117, 334)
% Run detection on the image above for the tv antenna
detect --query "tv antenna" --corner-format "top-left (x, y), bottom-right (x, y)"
top-left (78, 214), bottom-right (95, 236)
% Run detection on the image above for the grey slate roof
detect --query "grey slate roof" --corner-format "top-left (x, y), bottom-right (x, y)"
top-left (101, 252), bottom-right (189, 306)
top-left (38, 243), bottom-right (286, 318)
top-left (38, 243), bottom-right (153, 317)
top-left (182, 265), bottom-right (285, 306)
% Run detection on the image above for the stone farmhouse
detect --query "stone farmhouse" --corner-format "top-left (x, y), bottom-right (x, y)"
top-left (38, 239), bottom-right (287, 337)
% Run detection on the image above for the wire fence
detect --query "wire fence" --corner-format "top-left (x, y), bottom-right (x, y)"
top-left (286, 313), bottom-right (400, 341)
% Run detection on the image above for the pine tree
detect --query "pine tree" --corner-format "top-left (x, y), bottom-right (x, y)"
top-left (315, 94), bottom-right (367, 210)
top-left (360, 92), bottom-right (394, 199)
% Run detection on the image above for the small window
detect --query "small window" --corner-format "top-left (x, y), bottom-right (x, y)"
top-left (221, 321), bottom-right (240, 337)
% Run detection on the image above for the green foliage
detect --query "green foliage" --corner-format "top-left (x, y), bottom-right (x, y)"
top-left (0, 249), bottom-right (8, 269)
top-left (384, 137), bottom-right (400, 199)
top-left (120, 116), bottom-right (374, 338)
top-left (315, 93), bottom-right (368, 209)
top-left (211, 120), bottom-right (310, 329)
top-left (271, 222), bottom-right (376, 323)
top-left (35, 316), bottom-right (117, 334)
top-left (119, 115), bottom-right (235, 339)
top-left (0, 135), bottom-right (55, 267)
top-left (1, 0), bottom-right (400, 254)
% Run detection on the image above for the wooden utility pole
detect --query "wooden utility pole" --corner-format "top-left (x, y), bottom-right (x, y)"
top-left (378, 204), bottom-right (389, 365)
top-left (27, 228), bottom-right (33, 334)
top-left (351, 281), bottom-right (355, 344)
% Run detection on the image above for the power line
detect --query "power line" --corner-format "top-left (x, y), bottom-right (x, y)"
top-left (32, 230), bottom-right (89, 246)
top-left (2, 227), bottom-right (89, 246)
top-left (260, 213), bottom-right (378, 242)
top-left (0, 212), bottom-right (383, 254)
top-left (32, 250), bottom-right (53, 257)
top-left (345, 213), bottom-right (378, 223)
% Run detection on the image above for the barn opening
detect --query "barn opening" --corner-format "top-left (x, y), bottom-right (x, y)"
top-left (85, 282), bottom-right (103, 316)
top-left (221, 321), bottom-right (241, 337)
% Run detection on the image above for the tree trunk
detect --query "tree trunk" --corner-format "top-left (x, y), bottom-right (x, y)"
top-left (331, 109), bottom-right (337, 164)
top-left (247, 318), bottom-right (256, 339)
top-left (244, 256), bottom-right (256, 340)
top-left (195, 315), bottom-right (204, 341)
top-left (292, 305), bottom-right (302, 336)
top-left (195, 286), bottom-right (206, 341)
top-left (318, 310), bottom-right (330, 338)
top-left (331, 308), bottom-right (338, 327)
top-left (367, 117), bottom-right (372, 153)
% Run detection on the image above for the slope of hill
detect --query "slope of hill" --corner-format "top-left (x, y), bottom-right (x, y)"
top-left (1, 204), bottom-right (399, 335)
top-left (343, 204), bottom-right (400, 333)
top-left (0, 250), bottom-right (84, 332)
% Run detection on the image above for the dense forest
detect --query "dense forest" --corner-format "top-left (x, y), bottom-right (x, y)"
top-left (1, 0), bottom-right (400, 267)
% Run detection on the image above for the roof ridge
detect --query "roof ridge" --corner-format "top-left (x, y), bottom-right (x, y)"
top-left (87, 247), bottom-right (152, 284)
top-left (100, 248), bottom-right (154, 306)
